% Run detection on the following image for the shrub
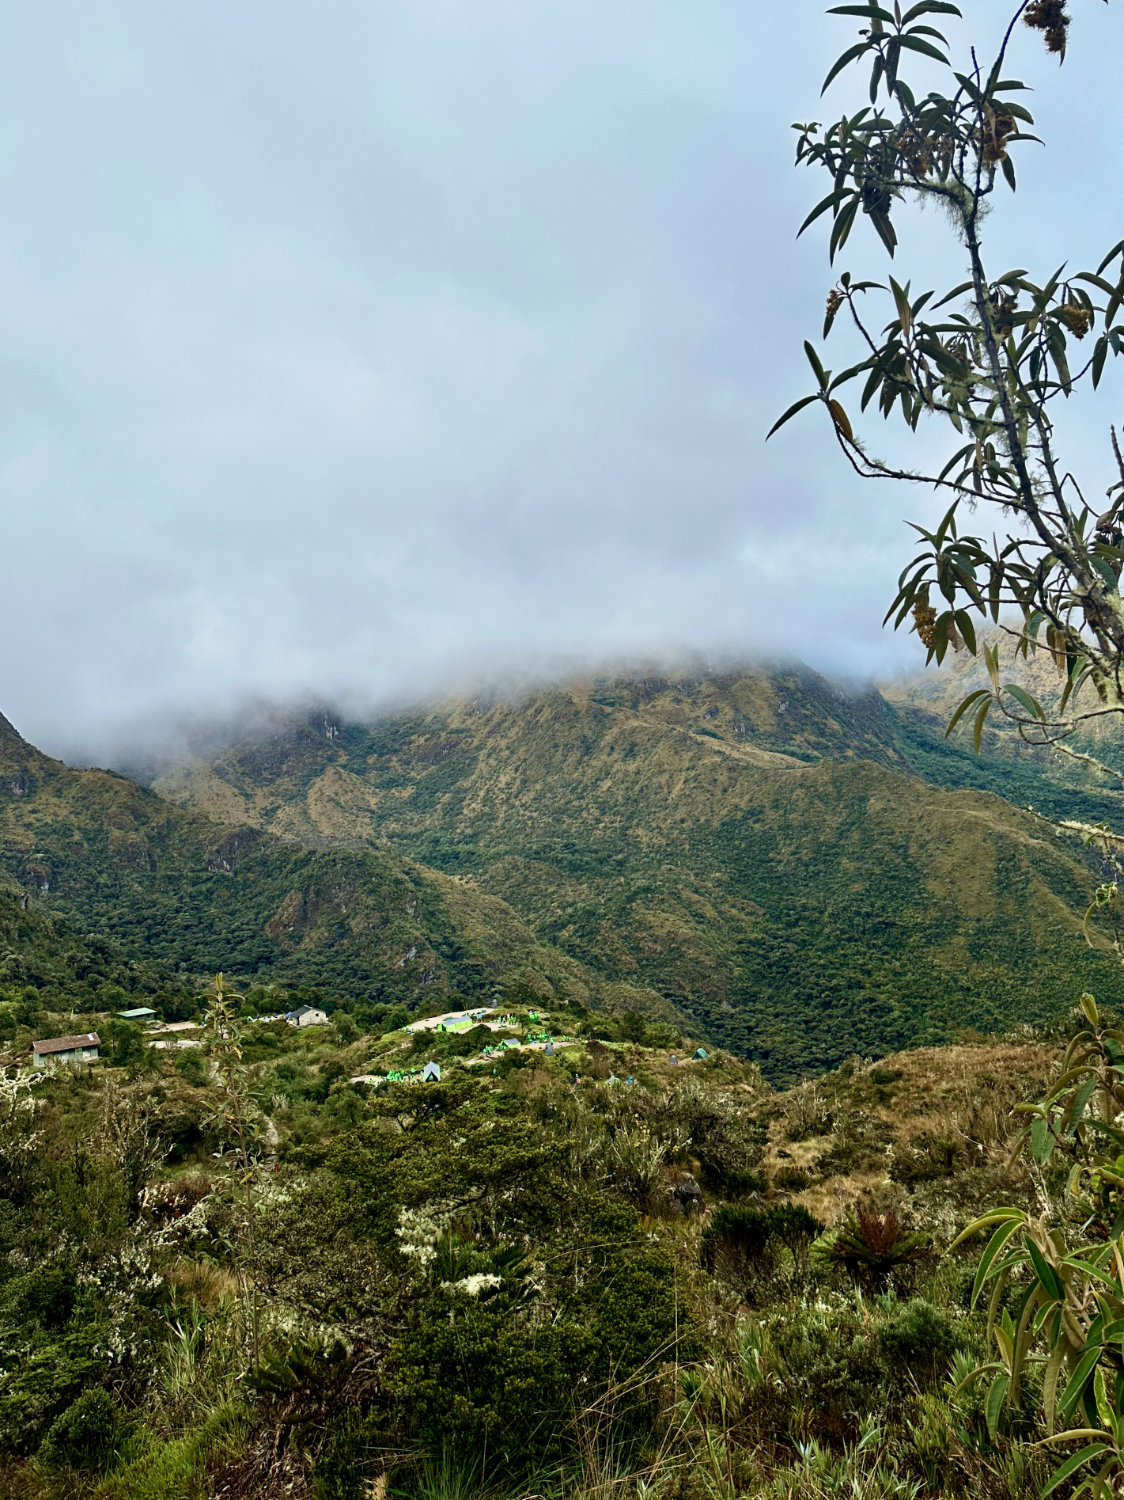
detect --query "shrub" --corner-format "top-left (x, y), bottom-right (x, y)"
top-left (174, 1047), bottom-right (208, 1087)
top-left (312, 1410), bottom-right (385, 1500)
top-left (39, 1388), bottom-right (127, 1472)
top-left (701, 1205), bottom-right (772, 1270)
top-left (8, 1265), bottom-right (77, 1331)
top-left (105, 1019), bottom-right (146, 1070)
top-left (768, 1306), bottom-right (889, 1443)
top-left (701, 1203), bottom-right (823, 1299)
top-left (701, 1203), bottom-right (823, 1269)
top-left (784, 1085), bottom-right (833, 1142)
top-left (888, 1132), bottom-right (963, 1185)
top-left (653, 1082), bottom-right (765, 1191)
top-left (878, 1299), bottom-right (958, 1385)
top-left (819, 1202), bottom-right (929, 1292)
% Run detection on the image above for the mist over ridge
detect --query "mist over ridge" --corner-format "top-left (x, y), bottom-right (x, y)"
top-left (1, 3), bottom-right (1116, 770)
top-left (45, 643), bottom-right (905, 778)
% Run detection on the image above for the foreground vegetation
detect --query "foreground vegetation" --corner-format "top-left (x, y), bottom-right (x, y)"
top-left (3, 972), bottom-right (1108, 1499)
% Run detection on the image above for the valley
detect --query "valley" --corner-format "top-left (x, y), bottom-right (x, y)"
top-left (133, 661), bottom-right (1124, 1077)
top-left (4, 656), bottom-right (1124, 1499)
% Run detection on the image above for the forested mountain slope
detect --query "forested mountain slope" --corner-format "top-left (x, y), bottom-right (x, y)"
top-left (0, 710), bottom-right (661, 1019)
top-left (145, 665), bottom-right (1124, 1078)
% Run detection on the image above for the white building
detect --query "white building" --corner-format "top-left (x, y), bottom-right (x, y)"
top-left (286, 1005), bottom-right (329, 1028)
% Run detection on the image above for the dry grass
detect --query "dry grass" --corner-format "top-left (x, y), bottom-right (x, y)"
top-left (763, 1039), bottom-right (1055, 1226)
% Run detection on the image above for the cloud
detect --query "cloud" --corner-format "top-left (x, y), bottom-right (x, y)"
top-left (0, 0), bottom-right (1118, 761)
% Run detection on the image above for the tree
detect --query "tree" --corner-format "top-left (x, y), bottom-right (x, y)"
top-left (104, 1018), bottom-right (145, 1071)
top-left (771, 0), bottom-right (1124, 771)
top-left (778, 4), bottom-right (1124, 1492)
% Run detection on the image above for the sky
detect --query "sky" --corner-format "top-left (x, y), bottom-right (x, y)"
top-left (0, 1), bottom-right (1119, 762)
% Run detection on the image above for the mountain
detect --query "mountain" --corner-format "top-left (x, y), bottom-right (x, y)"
top-left (0, 869), bottom-right (195, 1018)
top-left (883, 632), bottom-right (1124, 827)
top-left (141, 663), bottom-right (1124, 1079)
top-left (0, 710), bottom-right (664, 1020)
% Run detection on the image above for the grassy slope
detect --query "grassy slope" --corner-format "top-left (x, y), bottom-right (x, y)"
top-left (0, 711), bottom-right (663, 1016)
top-left (148, 666), bottom-right (1124, 1080)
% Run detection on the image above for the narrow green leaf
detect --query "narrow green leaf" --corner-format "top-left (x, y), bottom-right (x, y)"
top-left (1043, 1443), bottom-right (1111, 1497)
top-left (870, 208), bottom-right (897, 257)
top-left (970, 1217), bottom-right (1025, 1306)
top-left (1091, 553), bottom-right (1120, 593)
top-left (767, 394), bottom-right (819, 440)
top-left (1043, 1340), bottom-right (1066, 1432)
top-left (1062, 1260), bottom-right (1121, 1296)
top-left (821, 40), bottom-right (872, 94)
top-left (953, 609), bottom-right (977, 654)
top-left (798, 188), bottom-right (847, 237)
top-left (1096, 239), bottom-right (1124, 277)
top-left (1063, 1075), bottom-right (1098, 1138)
top-left (950, 1215), bottom-right (1020, 1261)
top-left (804, 341), bottom-right (829, 389)
top-left (1004, 683), bottom-right (1045, 721)
top-left (1059, 1346), bottom-right (1103, 1422)
top-left (829, 195), bottom-right (861, 262)
top-left (1092, 335), bottom-right (1109, 389)
top-left (933, 279), bottom-right (974, 309)
top-left (972, 696), bottom-right (991, 753)
top-left (897, 33), bottom-right (949, 62)
top-left (986, 1373), bottom-right (1009, 1441)
top-left (1075, 272), bottom-right (1116, 296)
top-left (826, 2), bottom-right (896, 16)
top-left (901, 0), bottom-right (961, 18)
top-left (1026, 1238), bottom-right (1066, 1303)
top-left (945, 688), bottom-right (991, 738)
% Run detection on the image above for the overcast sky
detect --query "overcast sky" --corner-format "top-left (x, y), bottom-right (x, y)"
top-left (0, 1), bottom-right (1119, 761)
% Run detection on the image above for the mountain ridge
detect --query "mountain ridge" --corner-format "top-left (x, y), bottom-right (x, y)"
top-left (0, 706), bottom-right (668, 1022)
top-left (124, 660), bottom-right (1124, 1078)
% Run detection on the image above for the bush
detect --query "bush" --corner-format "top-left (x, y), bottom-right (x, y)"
top-left (701, 1203), bottom-right (823, 1298)
top-left (784, 1085), bottom-right (833, 1142)
top-left (39, 1388), bottom-right (127, 1472)
top-left (878, 1299), bottom-right (958, 1385)
top-left (768, 1306), bottom-right (889, 1443)
top-left (174, 1048), bottom-right (208, 1087)
top-left (312, 1410), bottom-right (384, 1500)
top-left (818, 1202), bottom-right (930, 1292)
top-left (8, 1265), bottom-right (77, 1331)
top-left (104, 1019), bottom-right (146, 1070)
top-left (655, 1083), bottom-right (765, 1191)
top-left (888, 1131), bottom-right (963, 1184)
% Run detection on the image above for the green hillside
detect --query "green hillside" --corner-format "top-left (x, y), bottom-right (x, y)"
top-left (146, 665), bottom-right (1124, 1079)
top-left (0, 711), bottom-right (664, 1022)
top-left (0, 873), bottom-right (201, 1023)
top-left (0, 984), bottom-right (1075, 1500)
